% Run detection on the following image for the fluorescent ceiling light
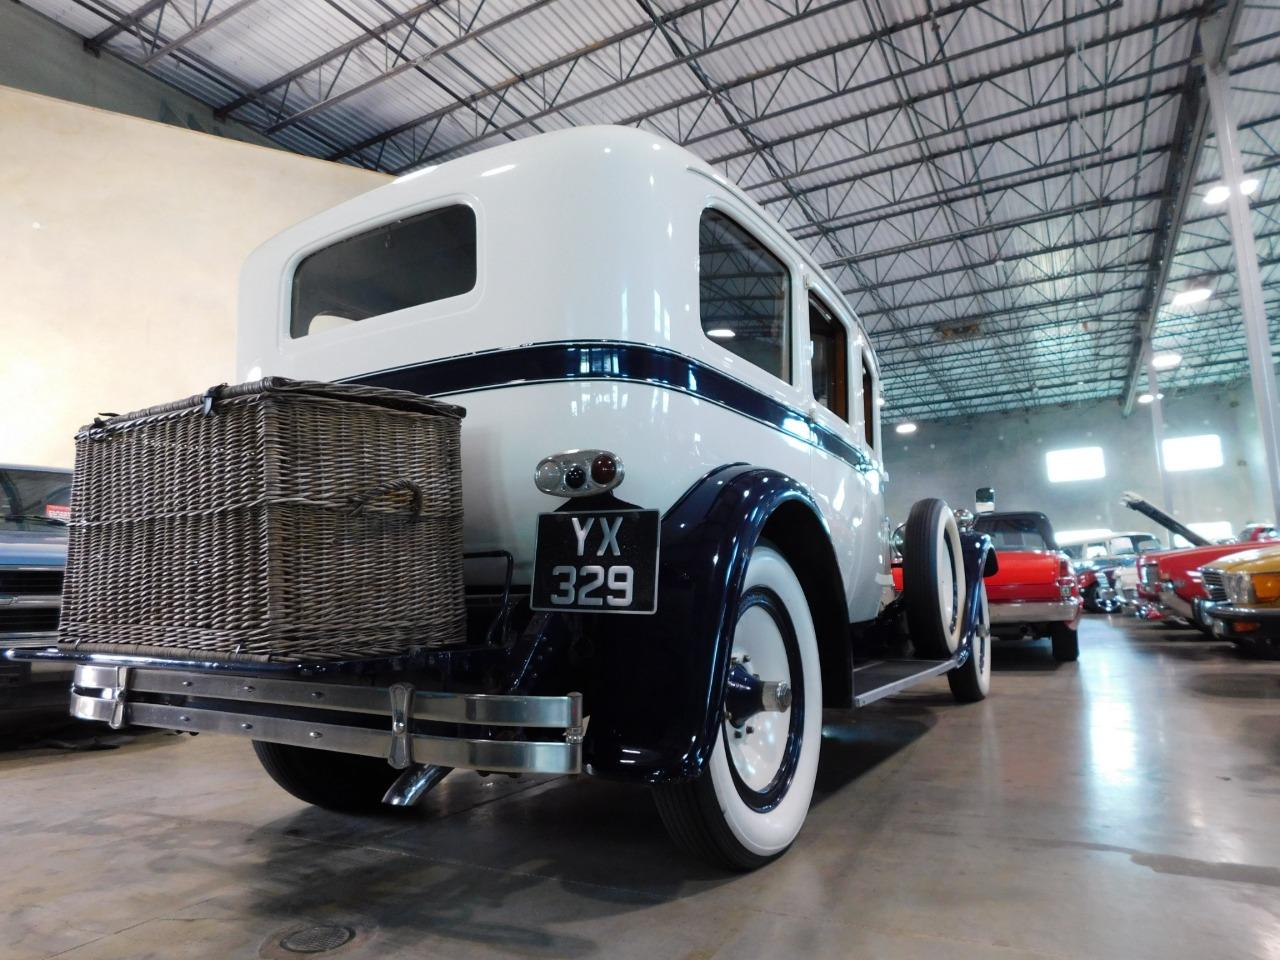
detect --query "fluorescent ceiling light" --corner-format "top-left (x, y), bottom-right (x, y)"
top-left (1170, 287), bottom-right (1212, 307)
top-left (1241, 178), bottom-right (1260, 196)
top-left (1151, 351), bottom-right (1182, 370)
top-left (1137, 392), bottom-right (1165, 404)
top-left (894, 422), bottom-right (917, 435)
top-left (876, 396), bottom-right (886, 407)
top-left (1204, 184), bottom-right (1230, 205)
top-left (706, 328), bottom-right (736, 339)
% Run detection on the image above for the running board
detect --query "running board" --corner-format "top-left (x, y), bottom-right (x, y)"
top-left (852, 657), bottom-right (958, 708)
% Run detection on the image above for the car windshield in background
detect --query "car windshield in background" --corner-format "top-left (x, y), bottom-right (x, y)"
top-left (0, 468), bottom-right (72, 532)
top-left (975, 517), bottom-right (1049, 551)
top-left (1127, 536), bottom-right (1162, 555)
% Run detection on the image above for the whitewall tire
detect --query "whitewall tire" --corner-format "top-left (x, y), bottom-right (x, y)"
top-left (948, 582), bottom-right (991, 702)
top-left (654, 543), bottom-right (823, 870)
top-left (903, 498), bottom-right (966, 659)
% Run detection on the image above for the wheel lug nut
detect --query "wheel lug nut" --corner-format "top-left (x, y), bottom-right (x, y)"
top-left (746, 725), bottom-right (754, 735)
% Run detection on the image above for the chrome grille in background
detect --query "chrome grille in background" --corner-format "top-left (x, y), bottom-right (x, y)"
top-left (0, 570), bottom-right (63, 595)
top-left (1140, 564), bottom-right (1159, 587)
top-left (1201, 569), bottom-right (1229, 603)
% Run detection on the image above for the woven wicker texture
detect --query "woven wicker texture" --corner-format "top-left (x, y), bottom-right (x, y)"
top-left (59, 378), bottom-right (466, 662)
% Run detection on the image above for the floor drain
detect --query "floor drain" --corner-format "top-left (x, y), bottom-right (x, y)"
top-left (279, 924), bottom-right (355, 954)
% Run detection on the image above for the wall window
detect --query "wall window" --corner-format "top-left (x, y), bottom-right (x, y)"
top-left (1045, 446), bottom-right (1106, 482)
top-left (291, 204), bottom-right (476, 338)
top-left (1174, 521), bottom-right (1234, 546)
top-left (861, 354), bottom-right (876, 449)
top-left (698, 208), bottom-right (791, 382)
top-left (1162, 434), bottom-right (1224, 472)
top-left (809, 295), bottom-right (848, 421)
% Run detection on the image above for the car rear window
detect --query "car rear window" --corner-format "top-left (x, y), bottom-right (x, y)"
top-left (975, 517), bottom-right (1050, 551)
top-left (290, 204), bottom-right (476, 338)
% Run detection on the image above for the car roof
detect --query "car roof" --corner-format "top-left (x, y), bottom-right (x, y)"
top-left (0, 464), bottom-right (72, 474)
top-left (976, 511), bottom-right (1053, 525)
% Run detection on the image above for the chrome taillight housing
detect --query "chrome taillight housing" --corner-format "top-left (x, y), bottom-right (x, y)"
top-left (534, 449), bottom-right (625, 497)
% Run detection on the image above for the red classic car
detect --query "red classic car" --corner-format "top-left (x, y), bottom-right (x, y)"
top-left (1122, 493), bottom-right (1278, 631)
top-left (972, 511), bottom-right (1082, 661)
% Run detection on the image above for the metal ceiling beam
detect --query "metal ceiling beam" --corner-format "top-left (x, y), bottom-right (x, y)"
top-left (140, 0), bottom-right (263, 66)
top-left (855, 269), bottom-right (1149, 319)
top-left (871, 294), bottom-right (1145, 348)
top-left (822, 190), bottom-right (1163, 269)
top-left (63, 0), bottom-right (353, 159)
top-left (377, 0), bottom-right (1102, 171)
top-left (756, 114), bottom-right (1174, 212)
top-left (1119, 0), bottom-right (1253, 415)
top-left (332, 0), bottom-right (932, 164)
top-left (264, 0), bottom-right (558, 136)
top-left (735, 24), bottom-right (1276, 193)
top-left (843, 196), bottom-right (1280, 298)
top-left (741, 76), bottom-right (1186, 197)
top-left (791, 150), bottom-right (1167, 243)
top-left (684, 3), bottom-right (1188, 159)
top-left (84, 0), bottom-right (167, 52)
top-left (215, 0), bottom-right (446, 118)
top-left (1119, 66), bottom-right (1215, 411)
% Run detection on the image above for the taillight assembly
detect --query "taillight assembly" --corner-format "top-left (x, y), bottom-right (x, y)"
top-left (1057, 557), bottom-right (1077, 597)
top-left (534, 449), bottom-right (625, 498)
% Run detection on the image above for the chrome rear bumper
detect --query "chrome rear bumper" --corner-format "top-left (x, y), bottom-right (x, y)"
top-left (71, 663), bottom-right (584, 775)
top-left (988, 599), bottom-right (1080, 624)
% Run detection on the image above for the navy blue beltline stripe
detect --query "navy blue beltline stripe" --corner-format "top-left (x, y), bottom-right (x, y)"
top-left (351, 340), bottom-right (876, 474)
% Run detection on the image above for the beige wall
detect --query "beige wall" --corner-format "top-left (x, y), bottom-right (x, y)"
top-left (0, 86), bottom-right (388, 468)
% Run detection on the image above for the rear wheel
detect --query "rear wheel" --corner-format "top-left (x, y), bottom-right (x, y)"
top-left (948, 582), bottom-right (991, 702)
top-left (1050, 622), bottom-right (1079, 662)
top-left (902, 498), bottom-right (966, 659)
top-left (653, 543), bottom-right (822, 870)
top-left (252, 741), bottom-right (402, 812)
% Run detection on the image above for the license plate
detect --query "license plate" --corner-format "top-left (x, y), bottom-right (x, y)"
top-left (531, 509), bottom-right (659, 614)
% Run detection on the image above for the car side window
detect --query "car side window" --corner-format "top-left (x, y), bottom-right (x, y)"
top-left (861, 352), bottom-right (877, 450)
top-left (808, 294), bottom-right (848, 422)
top-left (698, 208), bottom-right (791, 382)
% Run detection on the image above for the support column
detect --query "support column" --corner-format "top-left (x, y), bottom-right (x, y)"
top-left (1203, 59), bottom-right (1280, 522)
top-left (1145, 353), bottom-right (1175, 544)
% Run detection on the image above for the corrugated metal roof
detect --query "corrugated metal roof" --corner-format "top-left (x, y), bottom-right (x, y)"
top-left (18, 0), bottom-right (1280, 419)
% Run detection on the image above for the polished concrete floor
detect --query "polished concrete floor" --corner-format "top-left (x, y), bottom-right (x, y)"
top-left (3, 616), bottom-right (1279, 960)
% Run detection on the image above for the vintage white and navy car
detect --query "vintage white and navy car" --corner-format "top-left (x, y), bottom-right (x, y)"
top-left (9, 127), bottom-right (995, 869)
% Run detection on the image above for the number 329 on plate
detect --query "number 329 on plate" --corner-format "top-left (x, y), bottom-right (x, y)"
top-left (530, 509), bottom-right (660, 614)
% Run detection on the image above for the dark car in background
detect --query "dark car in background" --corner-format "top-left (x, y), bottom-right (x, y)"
top-left (1, 465), bottom-right (72, 719)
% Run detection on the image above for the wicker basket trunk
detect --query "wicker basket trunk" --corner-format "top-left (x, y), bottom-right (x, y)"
top-left (59, 378), bottom-right (466, 662)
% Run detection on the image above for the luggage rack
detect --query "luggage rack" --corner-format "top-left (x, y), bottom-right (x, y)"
top-left (8, 549), bottom-right (584, 777)
top-left (68, 661), bottom-right (584, 776)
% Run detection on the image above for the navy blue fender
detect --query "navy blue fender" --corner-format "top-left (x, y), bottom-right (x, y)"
top-left (956, 528), bottom-right (998, 664)
top-left (582, 464), bottom-right (851, 784)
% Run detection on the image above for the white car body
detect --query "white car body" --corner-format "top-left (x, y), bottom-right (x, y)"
top-left (238, 125), bottom-right (890, 622)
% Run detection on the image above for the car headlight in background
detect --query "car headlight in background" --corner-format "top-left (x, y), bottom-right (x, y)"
top-left (1226, 572), bottom-right (1252, 605)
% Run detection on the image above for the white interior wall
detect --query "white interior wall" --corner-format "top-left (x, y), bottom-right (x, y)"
top-left (0, 86), bottom-right (388, 468)
top-left (884, 385), bottom-right (1271, 542)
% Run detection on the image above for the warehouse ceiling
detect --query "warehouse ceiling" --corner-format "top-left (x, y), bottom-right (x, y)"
top-left (22, 0), bottom-right (1280, 423)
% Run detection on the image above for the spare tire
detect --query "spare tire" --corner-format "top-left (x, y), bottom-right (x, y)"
top-left (903, 498), bottom-right (966, 659)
